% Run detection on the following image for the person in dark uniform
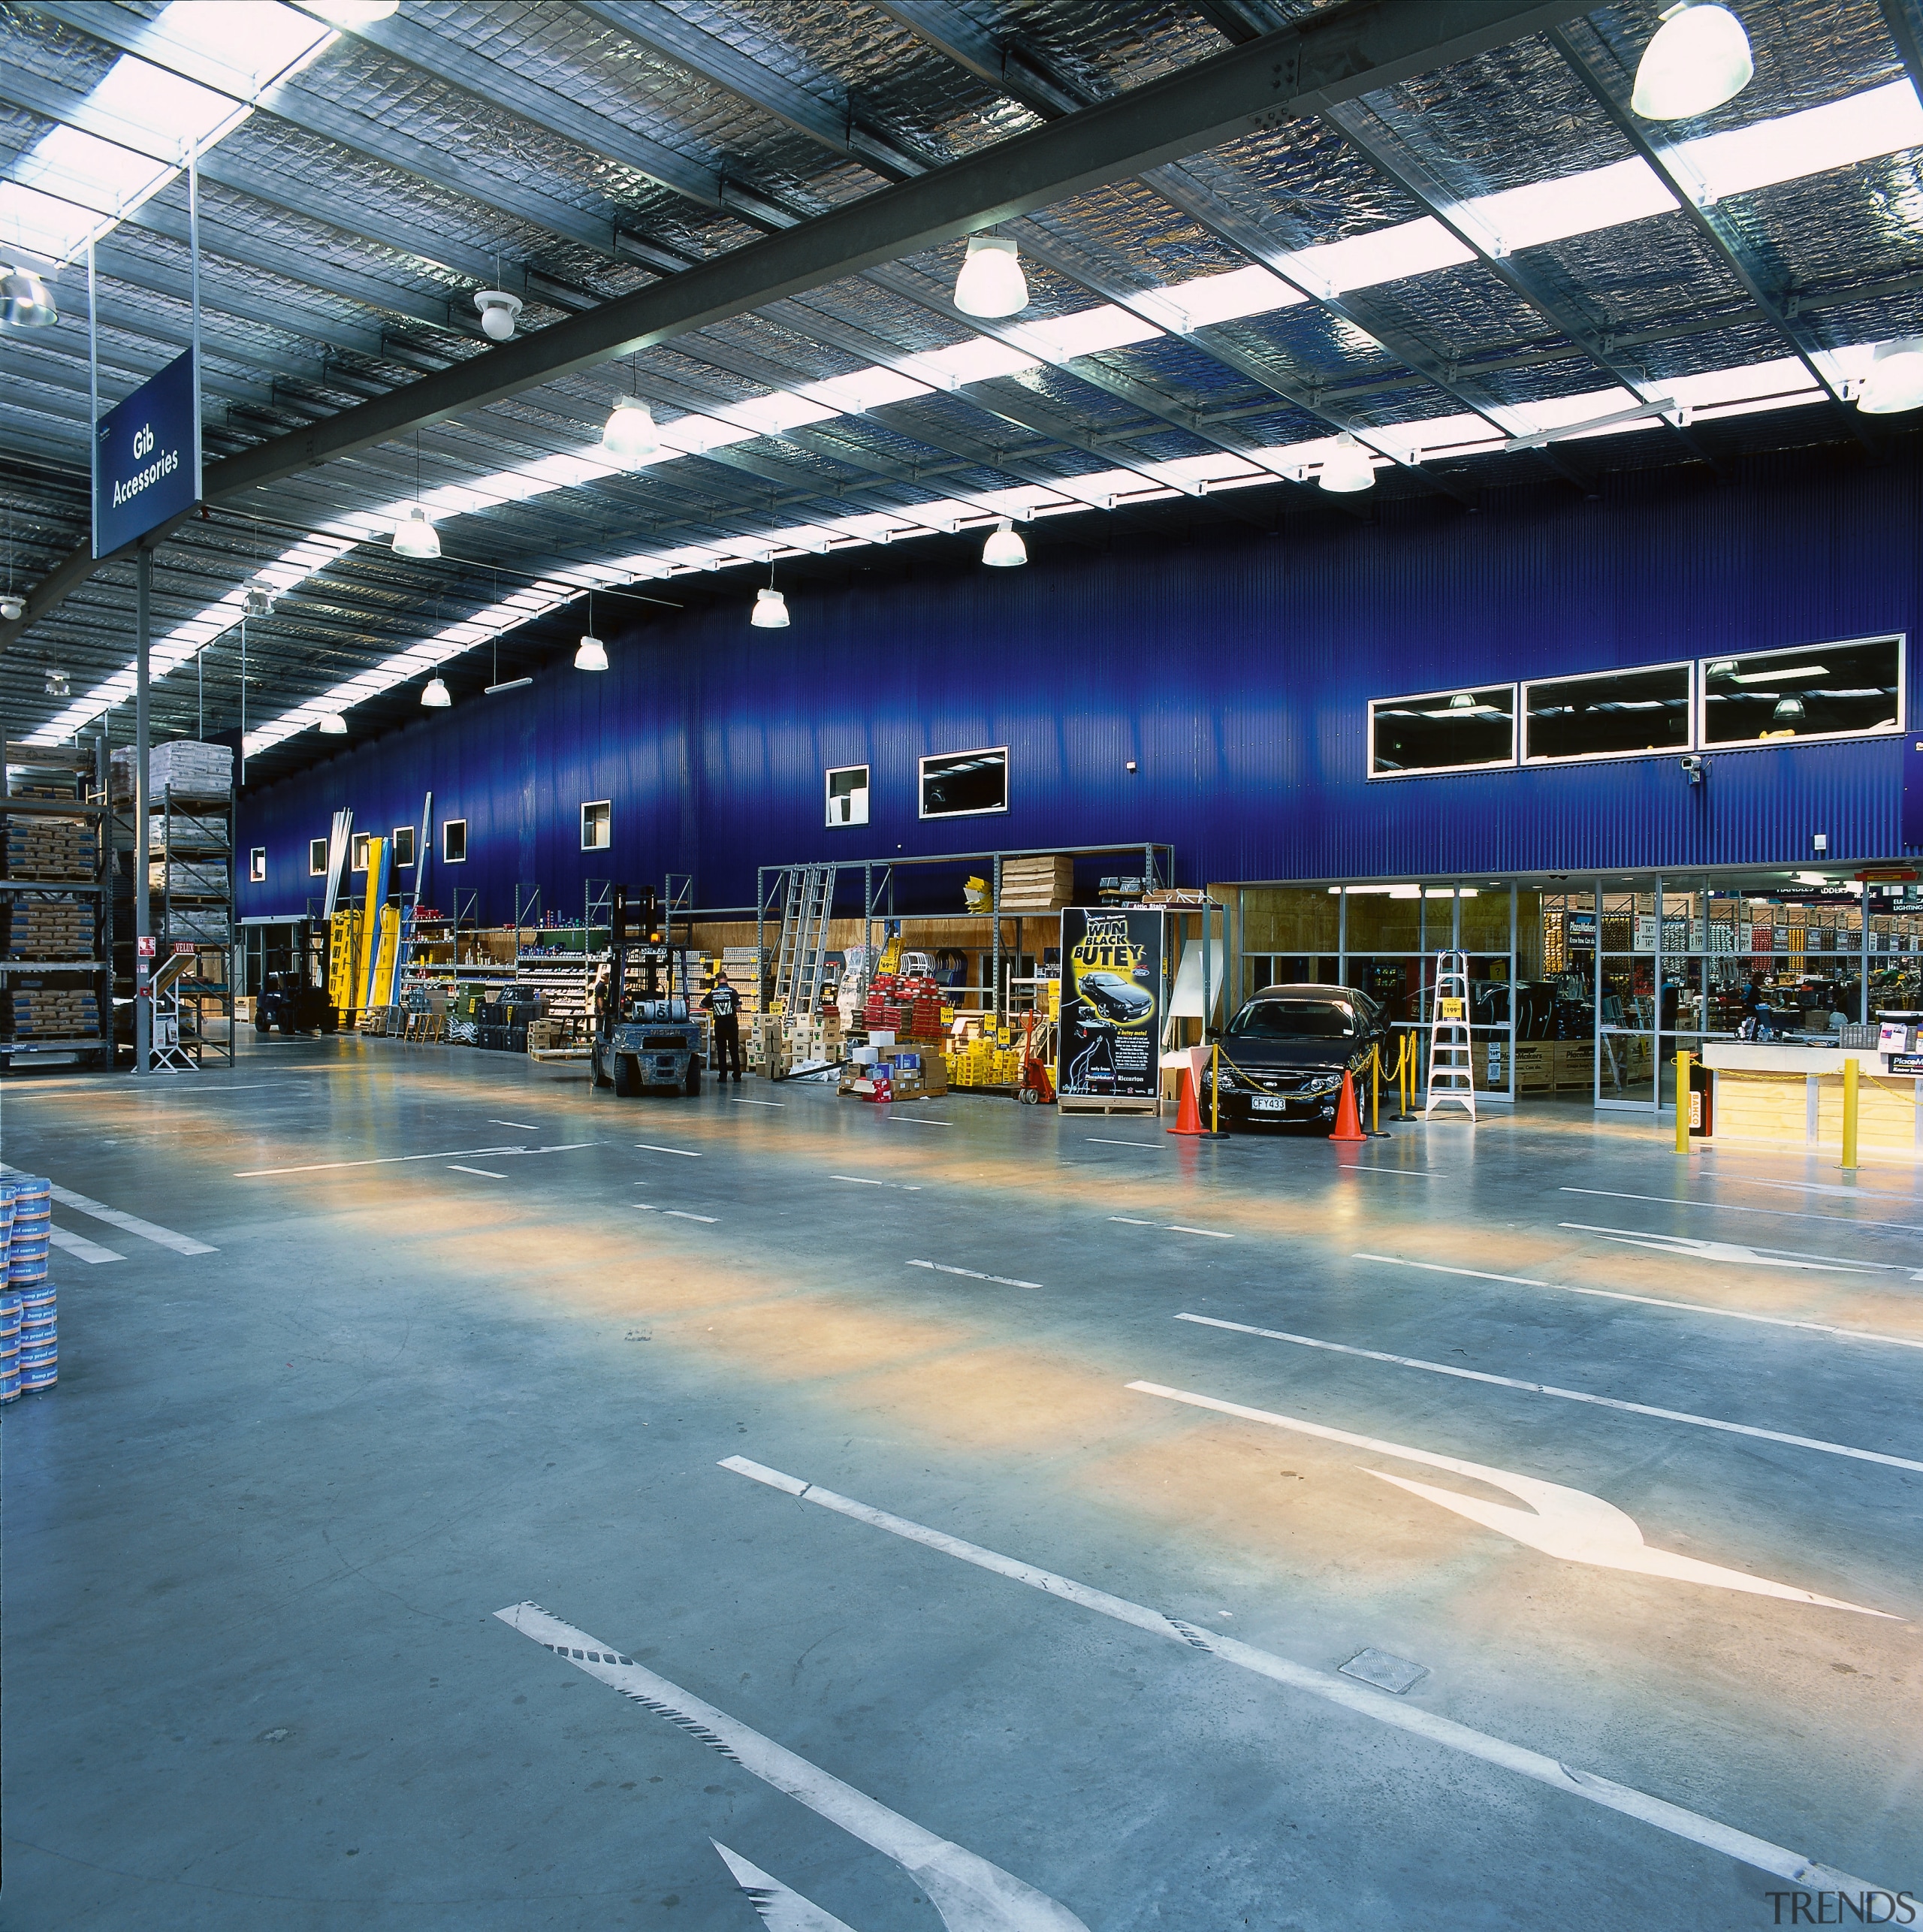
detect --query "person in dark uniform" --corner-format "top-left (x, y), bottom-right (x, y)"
top-left (702, 970), bottom-right (743, 1082)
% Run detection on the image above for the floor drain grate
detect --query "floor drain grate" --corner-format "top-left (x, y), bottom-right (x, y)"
top-left (1339, 1647), bottom-right (1428, 1695)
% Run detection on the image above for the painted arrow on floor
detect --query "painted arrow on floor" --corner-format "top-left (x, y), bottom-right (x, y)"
top-left (1559, 1223), bottom-right (1896, 1275)
top-left (1128, 1384), bottom-right (1894, 1617)
top-left (497, 1602), bottom-right (1090, 1932)
top-left (714, 1842), bottom-right (860, 1931)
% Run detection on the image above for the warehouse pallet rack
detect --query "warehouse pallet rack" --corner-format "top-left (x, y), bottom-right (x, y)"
top-left (0, 739), bottom-right (110, 1076)
top-left (121, 779), bottom-right (236, 1070)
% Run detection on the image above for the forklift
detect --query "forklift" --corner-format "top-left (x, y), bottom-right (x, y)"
top-left (590, 884), bottom-right (704, 1097)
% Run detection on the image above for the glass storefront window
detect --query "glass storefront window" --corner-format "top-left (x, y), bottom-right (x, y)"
top-left (1369, 686), bottom-right (1516, 776)
top-left (1523, 663), bottom-right (1692, 762)
top-left (1699, 636), bottom-right (1901, 746)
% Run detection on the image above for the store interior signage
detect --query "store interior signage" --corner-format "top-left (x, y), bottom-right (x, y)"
top-left (94, 347), bottom-right (201, 558)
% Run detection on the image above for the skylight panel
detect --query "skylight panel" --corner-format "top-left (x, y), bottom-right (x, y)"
top-left (141, 1), bottom-right (336, 95)
top-left (711, 392), bottom-right (841, 436)
top-left (13, 128), bottom-right (171, 216)
top-left (1161, 264), bottom-right (1305, 328)
top-left (1681, 77), bottom-right (1923, 203)
top-left (0, 182), bottom-right (101, 262)
top-left (86, 56), bottom-right (247, 152)
top-left (1466, 156), bottom-right (1677, 254)
top-left (796, 367), bottom-right (933, 413)
top-left (1007, 304), bottom-right (1161, 361)
top-left (1287, 217), bottom-right (1475, 294)
top-left (901, 339), bottom-right (1042, 388)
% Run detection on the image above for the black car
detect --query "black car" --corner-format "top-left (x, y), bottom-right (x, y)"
top-left (1076, 969), bottom-right (1156, 1026)
top-left (1201, 983), bottom-right (1391, 1131)
top-left (255, 972), bottom-right (337, 1035)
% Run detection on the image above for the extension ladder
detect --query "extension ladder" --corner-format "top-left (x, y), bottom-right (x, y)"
top-left (1423, 949), bottom-right (1478, 1121)
top-left (771, 865), bottom-right (837, 1019)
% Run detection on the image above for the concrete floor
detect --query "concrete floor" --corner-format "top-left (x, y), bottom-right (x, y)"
top-left (3, 1038), bottom-right (1919, 1930)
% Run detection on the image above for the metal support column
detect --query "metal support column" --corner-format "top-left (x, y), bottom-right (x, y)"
top-left (134, 546), bottom-right (152, 1075)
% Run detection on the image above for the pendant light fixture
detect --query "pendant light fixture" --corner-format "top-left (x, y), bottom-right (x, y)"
top-left (1631, 2), bottom-right (1753, 120)
top-left (1318, 432), bottom-right (1377, 493)
top-left (981, 518), bottom-right (1027, 567)
top-left (1857, 338), bottom-right (1923, 414)
top-left (0, 263), bottom-right (58, 328)
top-left (473, 253), bottom-right (521, 342)
top-left (318, 712), bottom-right (348, 735)
top-left (575, 592), bottom-right (608, 670)
top-left (603, 355), bottom-right (660, 465)
top-left (1772, 696), bottom-right (1805, 724)
top-left (954, 234), bottom-right (1028, 318)
top-left (0, 596), bottom-right (20, 623)
top-left (421, 675), bottom-right (451, 708)
top-left (750, 564), bottom-right (789, 629)
top-left (393, 431), bottom-right (440, 558)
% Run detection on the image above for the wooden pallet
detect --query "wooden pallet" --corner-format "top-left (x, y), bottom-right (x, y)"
top-left (1058, 1093), bottom-right (1161, 1115)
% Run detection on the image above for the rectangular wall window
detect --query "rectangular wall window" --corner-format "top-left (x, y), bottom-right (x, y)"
top-left (350, 832), bottom-right (370, 871)
top-left (920, 747), bottom-right (1007, 818)
top-left (1699, 635), bottom-right (1903, 747)
top-left (581, 800), bottom-right (611, 850)
top-left (249, 847), bottom-right (266, 883)
top-left (309, 838), bottom-right (327, 877)
top-left (392, 826), bottom-right (416, 868)
top-left (1523, 663), bottom-right (1692, 762)
top-left (826, 765), bottom-right (869, 827)
top-left (1369, 686), bottom-right (1516, 777)
top-left (442, 819), bottom-right (466, 864)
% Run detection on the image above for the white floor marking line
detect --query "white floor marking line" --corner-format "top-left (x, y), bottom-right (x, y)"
top-left (1562, 1186), bottom-right (1923, 1235)
top-left (730, 1097), bottom-right (786, 1106)
top-left (1342, 1165), bottom-right (1441, 1179)
top-left (908, 1260), bottom-right (1041, 1289)
top-left (720, 1457), bottom-right (1885, 1893)
top-left (831, 1176), bottom-right (922, 1191)
top-left (713, 1841), bottom-right (860, 1931)
top-left (234, 1144), bottom-right (523, 1176)
top-left (664, 1209), bottom-right (718, 1223)
top-left (489, 1118), bottom-right (540, 1130)
top-left (48, 1223), bottom-right (122, 1263)
top-left (635, 1143), bottom-right (703, 1158)
top-left (1560, 1222), bottom-right (1897, 1275)
top-left (1702, 1172), bottom-right (1923, 1203)
top-left (1126, 1384), bottom-right (1894, 1617)
top-left (1107, 1215), bottom-right (1234, 1238)
top-left (885, 1115), bottom-right (952, 1126)
top-left (0, 1166), bottom-right (217, 1255)
top-left (1354, 1251), bottom-right (1923, 1352)
top-left (495, 1601), bottom-right (1090, 1932)
top-left (1085, 1139), bottom-right (1159, 1149)
top-left (447, 1165), bottom-right (509, 1179)
top-left (1170, 1312), bottom-right (1923, 1472)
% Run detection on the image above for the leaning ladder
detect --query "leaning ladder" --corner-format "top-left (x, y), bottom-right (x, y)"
top-left (771, 865), bottom-right (836, 1018)
top-left (1423, 949), bottom-right (1478, 1121)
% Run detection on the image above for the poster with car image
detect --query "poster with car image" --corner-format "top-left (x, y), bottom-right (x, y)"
top-left (1058, 907), bottom-right (1164, 1101)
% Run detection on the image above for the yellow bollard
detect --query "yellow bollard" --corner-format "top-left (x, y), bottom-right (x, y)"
top-left (1210, 1041), bottom-right (1221, 1137)
top-left (1843, 1056), bottom-right (1859, 1173)
top-left (1675, 1049), bottom-right (1691, 1155)
top-left (1371, 1043), bottom-right (1381, 1134)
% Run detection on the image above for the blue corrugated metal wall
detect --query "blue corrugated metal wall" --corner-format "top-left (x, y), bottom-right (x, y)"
top-left (237, 449), bottom-right (1919, 920)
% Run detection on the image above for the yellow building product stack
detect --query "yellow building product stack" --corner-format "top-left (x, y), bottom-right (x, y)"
top-left (997, 856), bottom-right (1075, 914)
top-left (328, 910), bottom-right (363, 1022)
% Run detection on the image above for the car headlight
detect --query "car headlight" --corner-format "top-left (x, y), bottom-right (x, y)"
top-left (1303, 1073), bottom-right (1343, 1095)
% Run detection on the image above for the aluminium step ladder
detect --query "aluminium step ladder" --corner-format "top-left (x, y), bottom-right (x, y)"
top-left (1423, 949), bottom-right (1477, 1121)
top-left (771, 864), bottom-right (837, 1019)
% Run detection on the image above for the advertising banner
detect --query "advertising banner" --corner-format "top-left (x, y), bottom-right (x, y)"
top-left (1057, 907), bottom-right (1164, 1103)
top-left (94, 348), bottom-right (200, 558)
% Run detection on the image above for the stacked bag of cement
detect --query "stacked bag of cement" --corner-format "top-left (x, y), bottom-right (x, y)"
top-left (3, 817), bottom-right (98, 880)
top-left (1, 901), bottom-right (93, 956)
top-left (5, 989), bottom-right (101, 1039)
top-left (111, 739), bottom-right (234, 801)
top-left (0, 1176), bottom-right (54, 1396)
top-left (147, 860), bottom-right (228, 896)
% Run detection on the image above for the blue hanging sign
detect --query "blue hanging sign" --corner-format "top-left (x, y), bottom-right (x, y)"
top-left (93, 347), bottom-right (201, 558)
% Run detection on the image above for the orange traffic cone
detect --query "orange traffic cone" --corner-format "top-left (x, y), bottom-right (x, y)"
top-left (1328, 1068), bottom-right (1366, 1143)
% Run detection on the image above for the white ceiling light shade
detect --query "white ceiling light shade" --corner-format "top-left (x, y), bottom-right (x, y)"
top-left (318, 712), bottom-right (348, 735)
top-left (0, 264), bottom-right (58, 328)
top-left (306, 1), bottom-right (400, 23)
top-left (750, 587), bottom-right (789, 629)
top-left (982, 518), bottom-right (1027, 567)
top-left (954, 234), bottom-right (1028, 319)
top-left (421, 676), bottom-right (451, 708)
top-left (1631, 3), bottom-right (1754, 121)
top-left (602, 394), bottom-right (660, 465)
top-left (473, 289), bottom-right (524, 342)
top-left (1856, 337), bottom-right (1923, 414)
top-left (1773, 696), bottom-right (1806, 723)
top-left (574, 633), bottom-right (608, 671)
top-left (1318, 432), bottom-right (1377, 493)
top-left (391, 504), bottom-right (440, 559)
top-left (0, 595), bottom-right (22, 623)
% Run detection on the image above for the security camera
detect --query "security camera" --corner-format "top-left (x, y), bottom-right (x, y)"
top-left (1680, 753), bottom-right (1704, 786)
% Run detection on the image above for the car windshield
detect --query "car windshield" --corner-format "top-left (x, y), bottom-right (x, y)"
top-left (1230, 998), bottom-right (1357, 1040)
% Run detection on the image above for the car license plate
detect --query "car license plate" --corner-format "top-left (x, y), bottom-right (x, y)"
top-left (1251, 1095), bottom-right (1291, 1112)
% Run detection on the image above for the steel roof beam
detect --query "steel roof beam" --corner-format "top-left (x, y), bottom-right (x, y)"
top-left (5, 0), bottom-right (1587, 641)
top-left (1546, 23), bottom-right (1873, 454)
top-left (572, 1), bottom-right (938, 182)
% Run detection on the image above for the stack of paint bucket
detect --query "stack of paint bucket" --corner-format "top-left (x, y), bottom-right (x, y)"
top-left (5, 1177), bottom-right (54, 1393)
